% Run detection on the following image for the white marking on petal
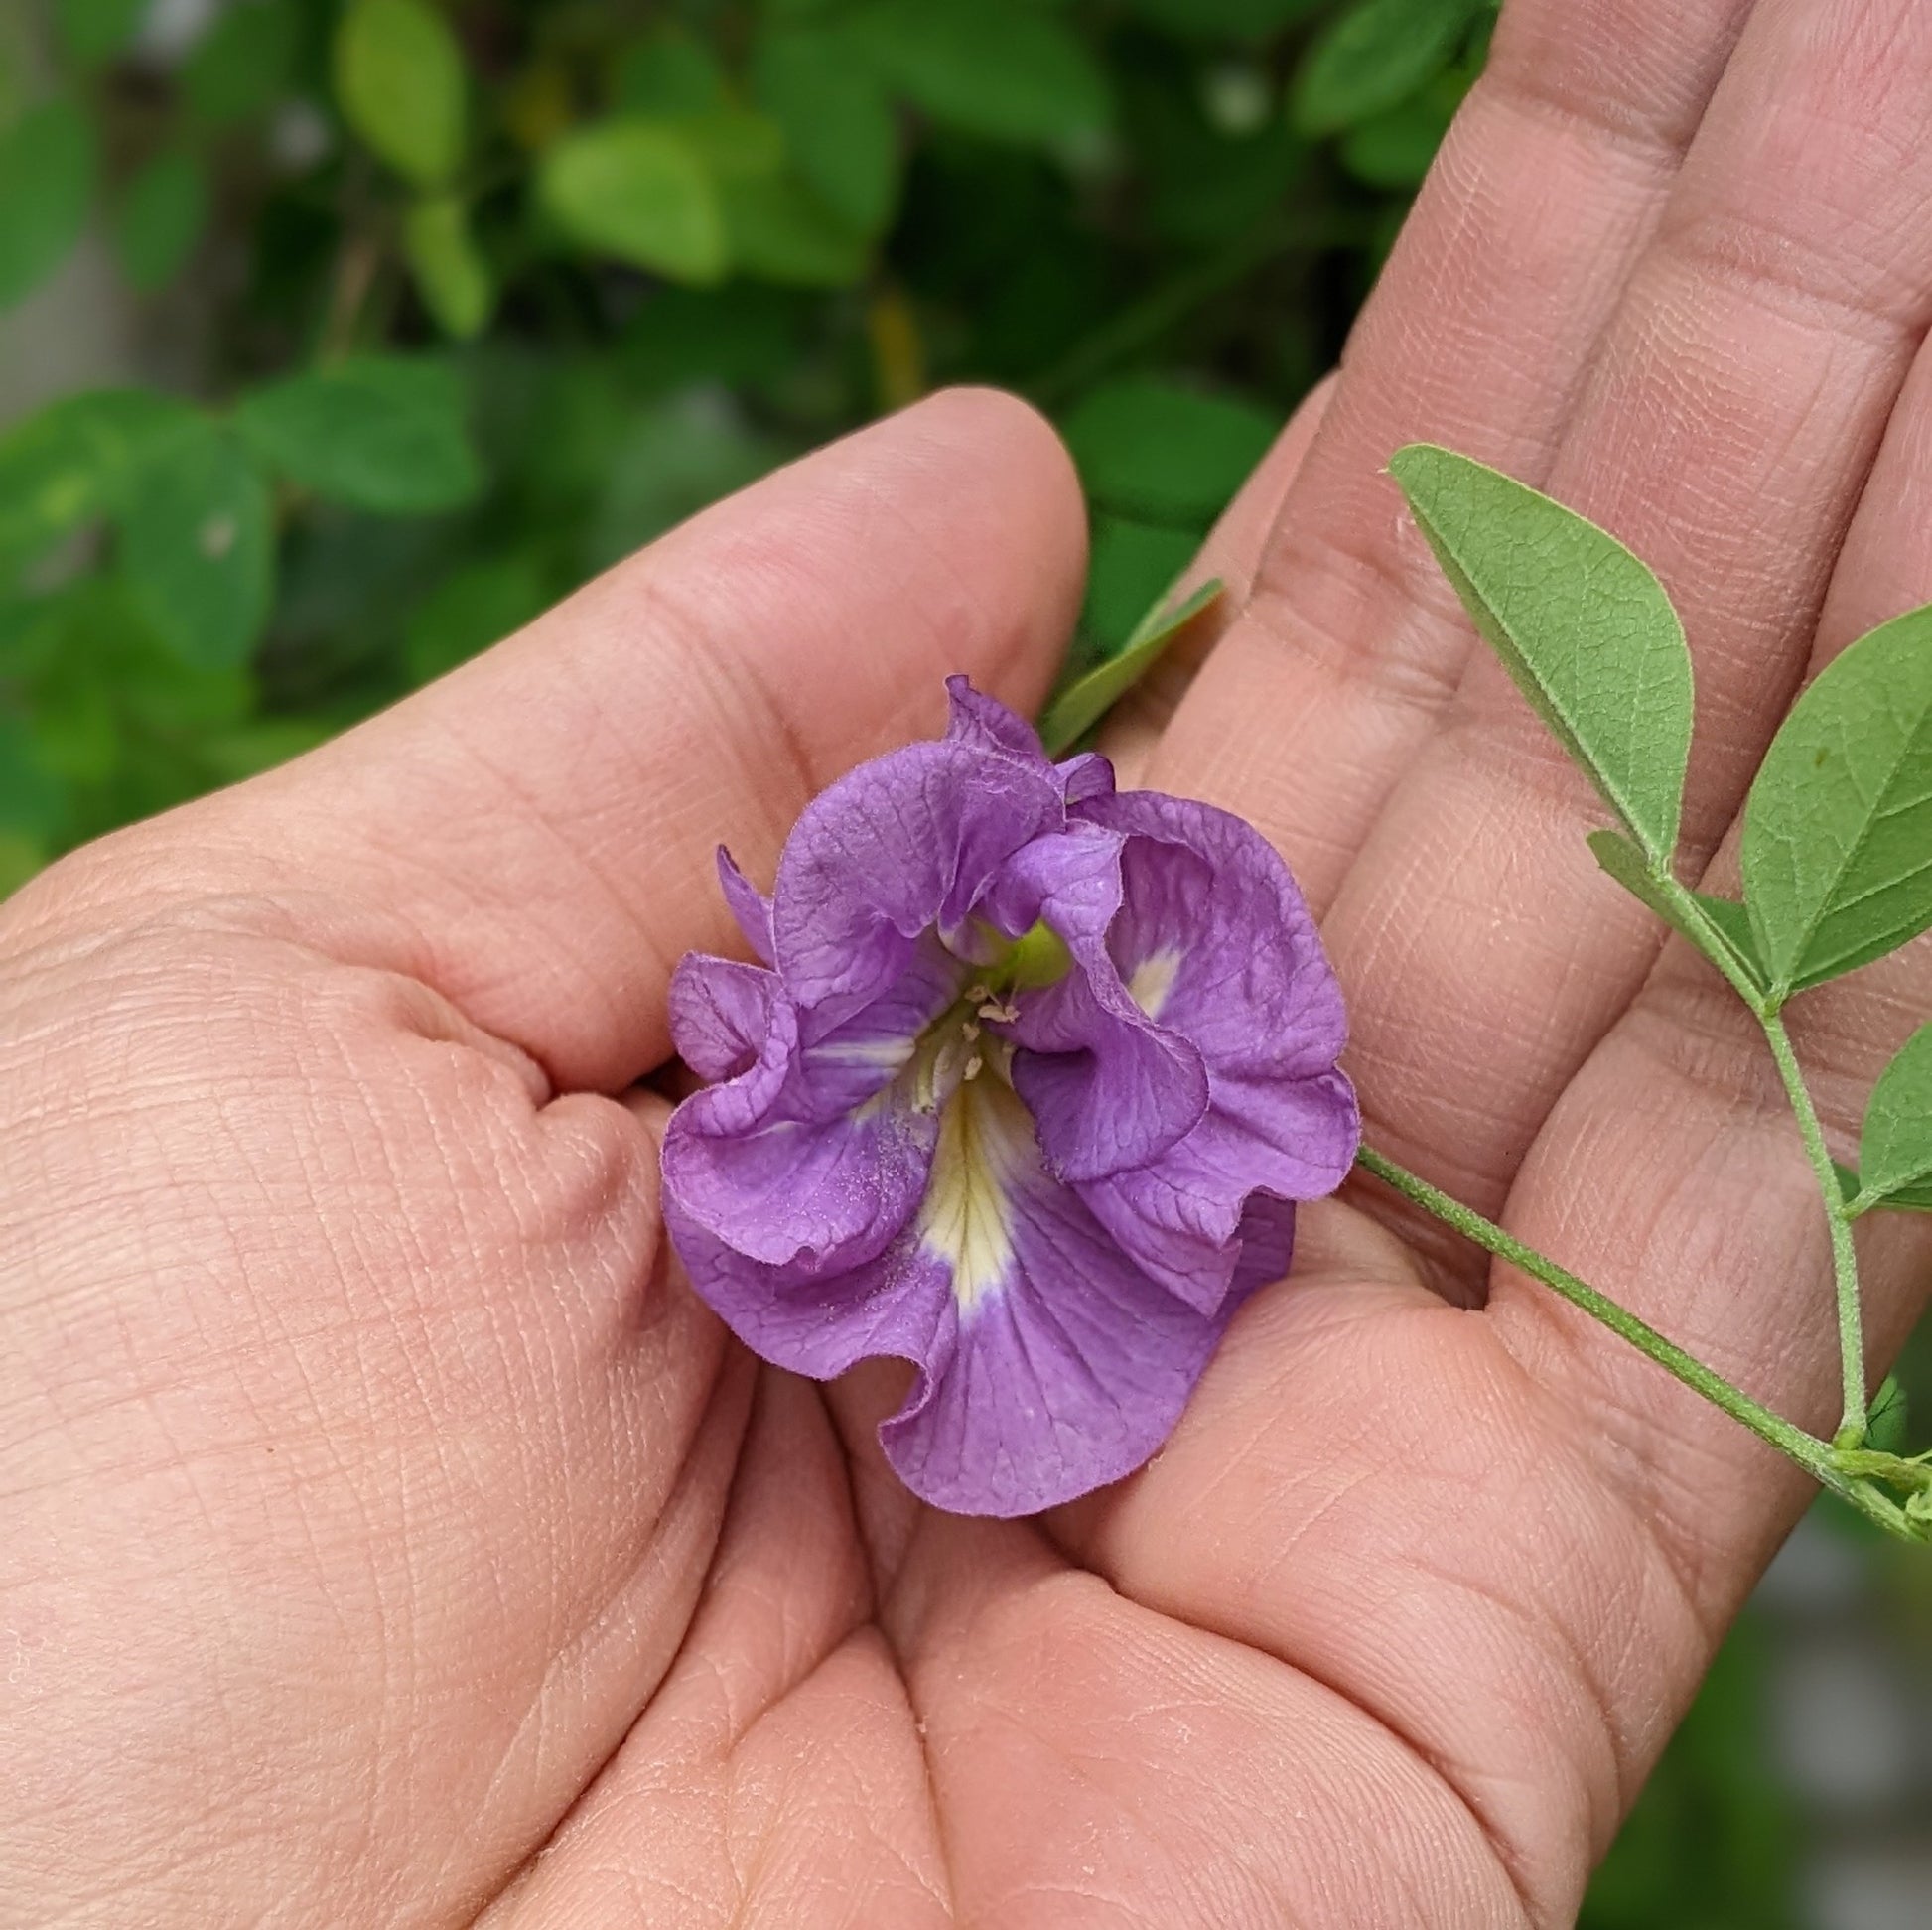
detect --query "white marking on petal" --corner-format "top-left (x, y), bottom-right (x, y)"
top-left (917, 1076), bottom-right (1034, 1315)
top-left (813, 1037), bottom-right (918, 1070)
top-left (1127, 946), bottom-right (1184, 1022)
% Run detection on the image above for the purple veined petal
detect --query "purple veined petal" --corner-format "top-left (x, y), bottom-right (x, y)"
top-left (772, 739), bottom-right (1063, 1025)
top-left (1077, 1070), bottom-right (1354, 1312)
top-left (985, 823), bottom-right (1209, 1183)
top-left (717, 846), bottom-right (775, 963)
top-left (668, 952), bottom-right (791, 1096)
top-left (792, 929), bottom-right (971, 1118)
top-left (877, 1075), bottom-right (1240, 1517)
top-left (661, 970), bottom-right (939, 1273)
top-left (1056, 751), bottom-right (1115, 807)
top-left (663, 1187), bottom-right (955, 1383)
top-left (1077, 789), bottom-right (1348, 1080)
top-left (943, 674), bottom-right (1054, 768)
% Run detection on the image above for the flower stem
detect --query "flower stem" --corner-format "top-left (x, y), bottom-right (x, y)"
top-left (1354, 1144), bottom-right (1831, 1474)
top-left (1757, 1011), bottom-right (1868, 1442)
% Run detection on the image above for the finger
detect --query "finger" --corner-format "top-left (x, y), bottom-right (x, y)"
top-left (1144, 0), bottom-right (1754, 912)
top-left (24, 391), bottom-right (1086, 1092)
top-left (1321, 0), bottom-right (1932, 1277)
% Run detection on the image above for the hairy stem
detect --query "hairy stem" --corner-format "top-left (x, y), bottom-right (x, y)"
top-left (1756, 1013), bottom-right (1867, 1440)
top-left (1355, 1145), bottom-right (1832, 1472)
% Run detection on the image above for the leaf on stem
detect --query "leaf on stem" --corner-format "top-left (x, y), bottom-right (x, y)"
top-left (1390, 444), bottom-right (1695, 869)
top-left (1854, 1024), bottom-right (1932, 1213)
top-left (1586, 830), bottom-right (1768, 992)
top-left (1039, 579), bottom-right (1223, 756)
top-left (1741, 604), bottom-right (1932, 1000)
top-left (537, 120), bottom-right (727, 285)
top-left (236, 356), bottom-right (483, 515)
top-left (0, 101), bottom-right (95, 311)
top-left (335, 0), bottom-right (468, 189)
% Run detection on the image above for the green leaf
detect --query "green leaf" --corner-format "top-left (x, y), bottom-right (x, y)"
top-left (752, 28), bottom-right (900, 234)
top-left (1062, 378), bottom-right (1278, 528)
top-left (1856, 1025), bottom-right (1932, 1213)
top-left (1339, 71), bottom-right (1463, 189)
top-left (1040, 578), bottom-right (1223, 755)
top-left (0, 709), bottom-right (68, 839)
top-left (116, 422), bottom-right (274, 670)
top-left (1741, 605), bottom-right (1932, 999)
top-left (1390, 443), bottom-right (1695, 869)
top-left (1293, 0), bottom-right (1476, 138)
top-left (1120, 0), bottom-right (1328, 37)
top-left (537, 119), bottom-right (727, 284)
top-left (403, 551), bottom-right (552, 684)
top-left (1586, 831), bottom-right (1767, 992)
top-left (1868, 1374), bottom-right (1911, 1453)
top-left (0, 388), bottom-right (198, 581)
top-left (112, 150), bottom-right (207, 293)
top-left (183, 0), bottom-right (296, 125)
top-left (721, 172), bottom-right (871, 287)
top-left (0, 100), bottom-right (95, 310)
top-left (235, 356), bottom-right (482, 515)
top-left (334, 0), bottom-right (467, 189)
top-left (849, 0), bottom-right (1112, 148)
top-left (402, 194), bottom-right (492, 340)
top-left (613, 27), bottom-right (729, 116)
top-left (54, 0), bottom-right (147, 66)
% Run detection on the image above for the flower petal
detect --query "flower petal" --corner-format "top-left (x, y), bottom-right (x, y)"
top-left (943, 674), bottom-right (1053, 767)
top-left (716, 846), bottom-right (775, 963)
top-left (772, 740), bottom-right (1062, 1023)
top-left (662, 968), bottom-right (937, 1273)
top-left (878, 1076), bottom-right (1239, 1516)
top-left (987, 823), bottom-right (1208, 1182)
top-left (1079, 789), bottom-right (1347, 1078)
top-left (1077, 1073), bottom-right (1350, 1311)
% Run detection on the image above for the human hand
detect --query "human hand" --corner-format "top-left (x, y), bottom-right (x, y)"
top-left (7, 3), bottom-right (1932, 1926)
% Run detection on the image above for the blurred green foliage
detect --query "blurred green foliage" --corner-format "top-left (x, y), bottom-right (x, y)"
top-left (0, 4), bottom-right (1829, 1916)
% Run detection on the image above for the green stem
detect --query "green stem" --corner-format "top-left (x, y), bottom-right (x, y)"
top-left (1355, 1144), bottom-right (1833, 1476)
top-left (1644, 874), bottom-right (1868, 1442)
top-left (1758, 1012), bottom-right (1867, 1441)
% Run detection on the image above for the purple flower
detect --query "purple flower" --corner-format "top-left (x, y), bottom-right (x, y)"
top-left (661, 680), bottom-right (1358, 1517)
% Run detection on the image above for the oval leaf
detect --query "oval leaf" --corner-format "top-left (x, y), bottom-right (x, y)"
top-left (113, 150), bottom-right (208, 293)
top-left (1857, 1025), bottom-right (1932, 1212)
top-left (334, 0), bottom-right (467, 189)
top-left (117, 422), bottom-right (274, 670)
top-left (1390, 443), bottom-right (1694, 868)
top-left (1741, 605), bottom-right (1932, 998)
top-left (752, 28), bottom-right (901, 234)
top-left (0, 101), bottom-right (96, 310)
top-left (235, 356), bottom-right (483, 515)
top-left (849, 0), bottom-right (1112, 148)
top-left (1040, 579), bottom-right (1223, 756)
top-left (538, 119), bottom-right (726, 285)
top-left (1293, 0), bottom-right (1476, 137)
top-left (403, 194), bottom-right (493, 340)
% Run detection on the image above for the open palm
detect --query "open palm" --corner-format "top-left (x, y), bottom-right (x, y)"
top-left (9, 4), bottom-right (1932, 1925)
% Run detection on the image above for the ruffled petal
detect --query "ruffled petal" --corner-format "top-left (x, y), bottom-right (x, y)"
top-left (1077, 1073), bottom-right (1350, 1311)
top-left (876, 1077), bottom-right (1239, 1516)
top-left (986, 823), bottom-right (1208, 1182)
top-left (662, 962), bottom-right (937, 1274)
top-left (793, 929), bottom-right (970, 1117)
top-left (943, 674), bottom-right (1054, 768)
top-left (772, 739), bottom-right (1062, 1025)
top-left (716, 846), bottom-right (775, 963)
top-left (1078, 789), bottom-right (1347, 1079)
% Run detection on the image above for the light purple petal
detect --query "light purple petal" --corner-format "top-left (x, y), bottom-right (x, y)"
top-left (943, 674), bottom-right (1054, 768)
top-left (986, 824), bottom-right (1208, 1183)
top-left (1077, 1074), bottom-right (1350, 1311)
top-left (662, 969), bottom-right (937, 1273)
top-left (1079, 789), bottom-right (1347, 1078)
top-left (1056, 751), bottom-right (1115, 806)
top-left (772, 739), bottom-right (1062, 1024)
top-left (878, 1078), bottom-right (1237, 1516)
top-left (668, 953), bottom-right (790, 1095)
top-left (717, 847), bottom-right (775, 963)
top-left (792, 929), bottom-right (970, 1116)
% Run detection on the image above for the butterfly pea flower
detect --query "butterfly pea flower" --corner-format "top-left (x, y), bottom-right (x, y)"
top-left (661, 680), bottom-right (1358, 1517)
